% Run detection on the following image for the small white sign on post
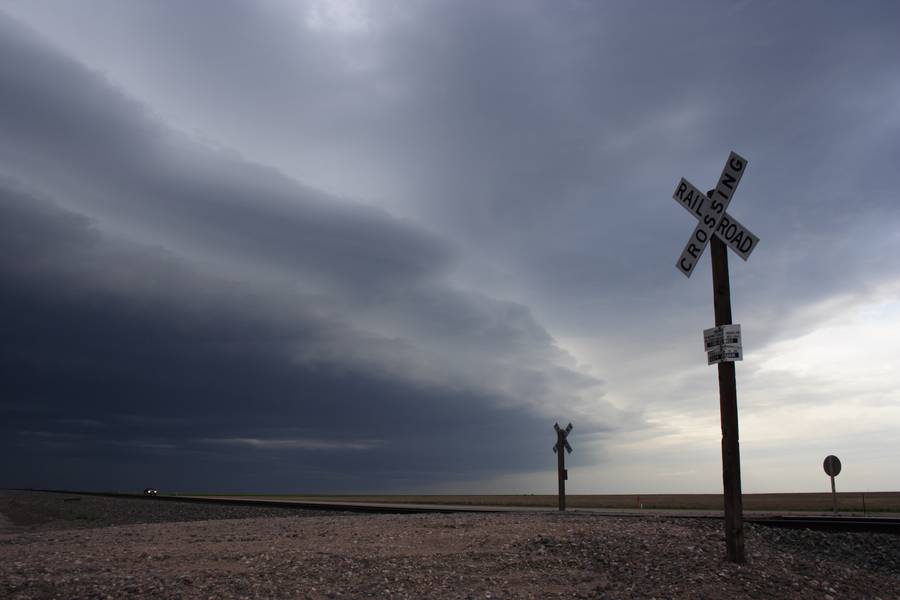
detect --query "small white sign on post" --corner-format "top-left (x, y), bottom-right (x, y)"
top-left (705, 324), bottom-right (743, 364)
top-left (708, 347), bottom-right (743, 365)
top-left (704, 324), bottom-right (742, 352)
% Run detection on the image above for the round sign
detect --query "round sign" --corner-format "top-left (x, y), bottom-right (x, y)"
top-left (823, 455), bottom-right (842, 477)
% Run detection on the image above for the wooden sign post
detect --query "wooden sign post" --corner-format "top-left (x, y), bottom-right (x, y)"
top-left (670, 152), bottom-right (760, 563)
top-left (711, 231), bottom-right (745, 563)
top-left (823, 455), bottom-right (842, 514)
top-left (553, 422), bottom-right (573, 511)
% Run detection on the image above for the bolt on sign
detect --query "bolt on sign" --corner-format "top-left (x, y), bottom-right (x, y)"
top-left (668, 151), bottom-right (761, 564)
top-left (553, 422), bottom-right (572, 511)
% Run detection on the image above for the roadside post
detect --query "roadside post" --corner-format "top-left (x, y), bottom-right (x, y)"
top-left (669, 151), bottom-right (760, 563)
top-left (553, 422), bottom-right (573, 511)
top-left (823, 455), bottom-right (842, 514)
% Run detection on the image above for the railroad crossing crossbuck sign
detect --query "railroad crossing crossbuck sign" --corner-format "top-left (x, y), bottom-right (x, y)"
top-left (553, 422), bottom-right (573, 454)
top-left (668, 150), bottom-right (761, 564)
top-left (672, 151), bottom-right (760, 277)
top-left (553, 422), bottom-right (572, 511)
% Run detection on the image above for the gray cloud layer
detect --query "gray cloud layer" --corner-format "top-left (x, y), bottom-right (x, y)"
top-left (1, 182), bottom-right (606, 491)
top-left (0, 8), bottom-right (625, 492)
top-left (2, 1), bottom-right (898, 493)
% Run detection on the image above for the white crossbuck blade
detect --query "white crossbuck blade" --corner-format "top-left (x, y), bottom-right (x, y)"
top-left (552, 441), bottom-right (573, 454)
top-left (672, 151), bottom-right (761, 278)
top-left (672, 179), bottom-right (760, 262)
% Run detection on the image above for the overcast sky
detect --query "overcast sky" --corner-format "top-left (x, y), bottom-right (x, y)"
top-left (2, 1), bottom-right (898, 495)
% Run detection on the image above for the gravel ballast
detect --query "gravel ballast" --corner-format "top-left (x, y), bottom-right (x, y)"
top-left (1, 491), bottom-right (898, 598)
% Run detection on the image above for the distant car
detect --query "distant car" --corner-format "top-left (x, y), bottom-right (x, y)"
top-left (143, 488), bottom-right (159, 496)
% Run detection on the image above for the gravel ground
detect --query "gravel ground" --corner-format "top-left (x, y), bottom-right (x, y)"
top-left (1, 491), bottom-right (899, 599)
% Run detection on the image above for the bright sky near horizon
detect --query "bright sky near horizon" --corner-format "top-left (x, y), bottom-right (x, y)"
top-left (1, 1), bottom-right (898, 495)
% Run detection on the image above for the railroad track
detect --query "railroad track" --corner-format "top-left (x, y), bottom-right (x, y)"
top-left (745, 515), bottom-right (900, 535)
top-left (24, 489), bottom-right (900, 535)
top-left (26, 489), bottom-right (461, 514)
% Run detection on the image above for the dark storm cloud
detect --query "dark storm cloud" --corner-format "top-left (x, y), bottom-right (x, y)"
top-left (0, 188), bottom-right (580, 492)
top-left (0, 9), bottom-right (624, 491)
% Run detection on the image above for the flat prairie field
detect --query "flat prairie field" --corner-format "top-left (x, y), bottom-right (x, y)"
top-left (192, 492), bottom-right (900, 512)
